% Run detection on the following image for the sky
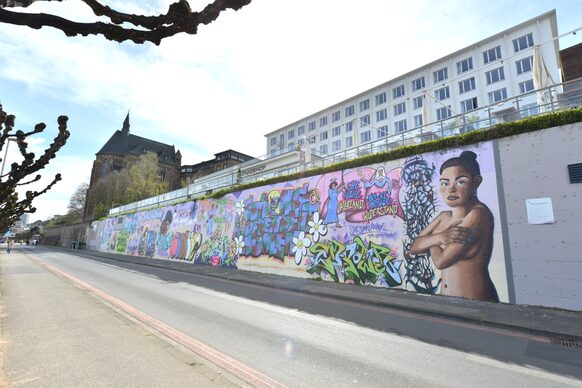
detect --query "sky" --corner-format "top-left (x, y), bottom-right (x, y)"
top-left (1, 0), bottom-right (581, 223)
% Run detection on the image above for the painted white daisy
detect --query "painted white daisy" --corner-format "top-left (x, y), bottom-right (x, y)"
top-left (235, 199), bottom-right (245, 215)
top-left (308, 211), bottom-right (327, 242)
top-left (291, 231), bottom-right (311, 265)
top-left (234, 235), bottom-right (245, 255)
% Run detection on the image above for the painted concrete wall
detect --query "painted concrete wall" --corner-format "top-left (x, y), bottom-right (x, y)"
top-left (84, 122), bottom-right (582, 310)
top-left (496, 122), bottom-right (582, 310)
top-left (88, 142), bottom-right (509, 304)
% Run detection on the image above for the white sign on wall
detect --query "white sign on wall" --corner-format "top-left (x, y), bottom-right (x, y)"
top-left (525, 197), bottom-right (556, 225)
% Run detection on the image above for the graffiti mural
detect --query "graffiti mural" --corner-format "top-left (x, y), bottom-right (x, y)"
top-left (87, 142), bottom-right (507, 302)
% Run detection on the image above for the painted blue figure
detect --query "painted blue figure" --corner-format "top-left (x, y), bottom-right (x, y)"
top-left (325, 180), bottom-right (345, 227)
top-left (361, 166), bottom-right (392, 195)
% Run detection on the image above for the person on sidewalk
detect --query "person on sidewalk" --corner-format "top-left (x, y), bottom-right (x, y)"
top-left (7, 239), bottom-right (14, 254)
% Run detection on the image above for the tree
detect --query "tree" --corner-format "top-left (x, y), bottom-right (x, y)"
top-left (0, 0), bottom-right (253, 45)
top-left (0, 103), bottom-right (69, 233)
top-left (65, 182), bottom-right (89, 224)
top-left (125, 152), bottom-right (168, 203)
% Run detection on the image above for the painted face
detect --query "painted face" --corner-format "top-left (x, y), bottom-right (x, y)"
top-left (439, 166), bottom-right (479, 207)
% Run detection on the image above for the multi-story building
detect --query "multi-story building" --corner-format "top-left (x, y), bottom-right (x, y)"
top-left (180, 150), bottom-right (254, 186)
top-left (265, 10), bottom-right (561, 157)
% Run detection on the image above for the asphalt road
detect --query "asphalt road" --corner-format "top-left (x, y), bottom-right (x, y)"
top-left (13, 247), bottom-right (582, 387)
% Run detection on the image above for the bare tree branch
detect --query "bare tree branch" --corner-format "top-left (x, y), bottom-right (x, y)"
top-left (0, 102), bottom-right (69, 232)
top-left (0, 0), bottom-right (252, 45)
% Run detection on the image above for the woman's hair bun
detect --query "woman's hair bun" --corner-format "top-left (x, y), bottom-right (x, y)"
top-left (459, 150), bottom-right (477, 161)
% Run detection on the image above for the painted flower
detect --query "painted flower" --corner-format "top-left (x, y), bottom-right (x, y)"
top-left (291, 231), bottom-right (311, 265)
top-left (234, 235), bottom-right (245, 255)
top-left (308, 211), bottom-right (327, 242)
top-left (235, 199), bottom-right (245, 215)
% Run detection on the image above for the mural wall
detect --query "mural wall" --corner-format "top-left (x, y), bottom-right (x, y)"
top-left (88, 142), bottom-right (508, 302)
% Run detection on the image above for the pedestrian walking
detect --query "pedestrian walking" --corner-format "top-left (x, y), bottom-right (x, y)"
top-left (7, 239), bottom-right (14, 254)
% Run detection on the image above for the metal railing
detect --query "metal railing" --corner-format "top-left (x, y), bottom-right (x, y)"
top-left (109, 78), bottom-right (582, 216)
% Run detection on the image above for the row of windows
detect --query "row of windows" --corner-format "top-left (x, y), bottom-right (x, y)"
top-left (273, 57), bottom-right (536, 144)
top-left (283, 61), bottom-right (534, 142)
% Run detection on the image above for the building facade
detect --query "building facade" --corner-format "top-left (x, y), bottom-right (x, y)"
top-left (265, 11), bottom-right (561, 157)
top-left (180, 150), bottom-right (254, 186)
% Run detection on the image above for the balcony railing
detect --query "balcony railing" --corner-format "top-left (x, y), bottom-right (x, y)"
top-left (109, 78), bottom-right (582, 216)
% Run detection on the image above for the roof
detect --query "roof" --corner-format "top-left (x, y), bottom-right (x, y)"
top-left (97, 130), bottom-right (179, 164)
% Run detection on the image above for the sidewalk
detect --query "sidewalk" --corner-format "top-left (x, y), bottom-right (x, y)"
top-left (68, 247), bottom-right (582, 342)
top-left (0, 250), bottom-right (249, 387)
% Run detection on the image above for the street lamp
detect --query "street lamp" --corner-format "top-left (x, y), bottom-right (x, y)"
top-left (1, 138), bottom-right (18, 180)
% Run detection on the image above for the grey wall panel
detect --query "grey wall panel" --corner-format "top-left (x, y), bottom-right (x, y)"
top-left (498, 122), bottom-right (582, 310)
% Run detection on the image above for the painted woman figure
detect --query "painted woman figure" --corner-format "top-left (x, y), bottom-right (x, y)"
top-left (324, 180), bottom-right (344, 227)
top-left (410, 151), bottom-right (499, 302)
top-left (361, 166), bottom-right (392, 195)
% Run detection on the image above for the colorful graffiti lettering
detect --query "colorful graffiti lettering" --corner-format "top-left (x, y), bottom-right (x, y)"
top-left (306, 236), bottom-right (402, 287)
top-left (234, 183), bottom-right (317, 260)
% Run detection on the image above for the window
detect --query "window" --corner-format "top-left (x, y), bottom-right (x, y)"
top-left (411, 76), bottom-right (425, 91)
top-left (513, 33), bottom-right (534, 52)
top-left (298, 126), bottom-right (305, 135)
top-left (459, 77), bottom-right (476, 94)
top-left (288, 129), bottom-right (295, 139)
top-left (436, 106), bottom-right (452, 120)
top-left (360, 99), bottom-right (370, 111)
top-left (488, 88), bottom-right (507, 103)
top-left (456, 57), bottom-right (473, 74)
top-left (288, 142), bottom-right (295, 152)
top-left (332, 111), bottom-right (341, 122)
top-left (518, 79), bottom-right (535, 94)
top-left (332, 126), bottom-right (341, 137)
top-left (308, 121), bottom-right (316, 131)
top-left (320, 131), bottom-right (328, 141)
top-left (332, 140), bottom-right (342, 152)
top-left (485, 67), bottom-right (505, 84)
top-left (360, 130), bottom-right (371, 143)
top-left (377, 125), bottom-right (388, 138)
top-left (435, 86), bottom-right (450, 101)
top-left (345, 136), bottom-right (353, 148)
top-left (320, 116), bottom-right (328, 127)
top-left (375, 92), bottom-right (387, 105)
top-left (345, 105), bottom-right (355, 117)
top-left (414, 114), bottom-right (423, 128)
top-left (394, 102), bottom-right (406, 115)
top-left (460, 97), bottom-right (478, 112)
top-left (279, 134), bottom-right (285, 144)
top-left (433, 67), bottom-right (448, 83)
top-left (298, 138), bottom-right (304, 146)
top-left (320, 144), bottom-right (328, 154)
top-left (101, 159), bottom-right (110, 177)
top-left (270, 137), bottom-right (277, 146)
top-left (360, 114), bottom-right (370, 127)
top-left (516, 56), bottom-right (533, 75)
top-left (308, 135), bottom-right (316, 144)
top-left (345, 121), bottom-right (353, 132)
top-left (483, 45), bottom-right (502, 64)
top-left (376, 108), bottom-right (387, 122)
top-left (394, 119), bottom-right (407, 133)
top-left (393, 85), bottom-right (405, 99)
top-left (412, 96), bottom-right (423, 110)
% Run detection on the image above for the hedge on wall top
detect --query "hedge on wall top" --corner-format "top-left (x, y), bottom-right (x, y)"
top-left (206, 108), bottom-right (582, 199)
top-left (109, 108), bottom-right (582, 214)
